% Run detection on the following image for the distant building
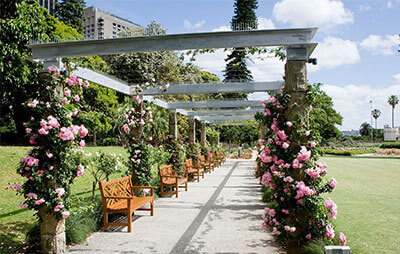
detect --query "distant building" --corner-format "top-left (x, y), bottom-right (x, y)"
top-left (38, 0), bottom-right (56, 15)
top-left (341, 130), bottom-right (360, 136)
top-left (384, 127), bottom-right (400, 141)
top-left (83, 6), bottom-right (142, 40)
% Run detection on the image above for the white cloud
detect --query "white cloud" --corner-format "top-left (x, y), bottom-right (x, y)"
top-left (212, 25), bottom-right (231, 32)
top-left (309, 37), bottom-right (360, 72)
top-left (360, 34), bottom-right (399, 56)
top-left (322, 83), bottom-right (400, 130)
top-left (258, 17), bottom-right (275, 29)
top-left (387, 1), bottom-right (393, 8)
top-left (273, 0), bottom-right (353, 29)
top-left (184, 20), bottom-right (205, 31)
top-left (393, 73), bottom-right (400, 82)
top-left (359, 4), bottom-right (371, 12)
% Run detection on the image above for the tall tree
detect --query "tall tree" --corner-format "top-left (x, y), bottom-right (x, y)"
top-left (359, 122), bottom-right (371, 137)
top-left (372, 109), bottom-right (381, 129)
top-left (387, 95), bottom-right (399, 128)
top-left (55, 0), bottom-right (86, 34)
top-left (222, 0), bottom-right (258, 99)
top-left (309, 83), bottom-right (343, 141)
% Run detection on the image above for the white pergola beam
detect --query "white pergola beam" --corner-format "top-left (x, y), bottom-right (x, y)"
top-left (29, 28), bottom-right (317, 59)
top-left (72, 67), bottom-right (131, 95)
top-left (196, 115), bottom-right (254, 121)
top-left (187, 109), bottom-right (263, 116)
top-left (142, 81), bottom-right (283, 95)
top-left (166, 100), bottom-right (261, 109)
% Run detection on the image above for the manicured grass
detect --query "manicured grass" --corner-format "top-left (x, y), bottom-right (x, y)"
top-left (0, 146), bottom-right (127, 252)
top-left (321, 156), bottom-right (400, 254)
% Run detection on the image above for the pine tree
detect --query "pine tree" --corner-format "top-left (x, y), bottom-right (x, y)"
top-left (222, 0), bottom-right (258, 99)
top-left (55, 0), bottom-right (86, 34)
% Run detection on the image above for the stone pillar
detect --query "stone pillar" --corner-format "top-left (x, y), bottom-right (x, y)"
top-left (200, 121), bottom-right (206, 148)
top-left (169, 110), bottom-right (178, 139)
top-left (40, 208), bottom-right (66, 253)
top-left (259, 120), bottom-right (267, 139)
top-left (284, 50), bottom-right (311, 254)
top-left (188, 116), bottom-right (196, 143)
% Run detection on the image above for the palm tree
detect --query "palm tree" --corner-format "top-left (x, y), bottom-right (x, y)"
top-left (387, 95), bottom-right (399, 128)
top-left (359, 122), bottom-right (371, 136)
top-left (372, 109), bottom-right (381, 130)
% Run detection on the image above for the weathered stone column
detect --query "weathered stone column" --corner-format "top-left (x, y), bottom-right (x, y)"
top-left (188, 116), bottom-right (196, 143)
top-left (40, 208), bottom-right (66, 253)
top-left (200, 121), bottom-right (206, 148)
top-left (169, 110), bottom-right (178, 139)
top-left (284, 48), bottom-right (311, 254)
top-left (259, 120), bottom-right (267, 139)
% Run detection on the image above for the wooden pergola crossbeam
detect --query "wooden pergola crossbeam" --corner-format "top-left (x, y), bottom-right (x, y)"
top-left (186, 108), bottom-right (263, 117)
top-left (196, 115), bottom-right (254, 121)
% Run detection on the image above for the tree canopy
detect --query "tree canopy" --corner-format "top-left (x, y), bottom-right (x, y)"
top-left (55, 0), bottom-right (86, 34)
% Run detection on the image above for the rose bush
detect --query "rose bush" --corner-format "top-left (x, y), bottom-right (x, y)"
top-left (255, 88), bottom-right (347, 249)
top-left (10, 66), bottom-right (89, 219)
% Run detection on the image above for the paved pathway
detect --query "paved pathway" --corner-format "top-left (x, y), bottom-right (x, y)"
top-left (69, 158), bottom-right (282, 254)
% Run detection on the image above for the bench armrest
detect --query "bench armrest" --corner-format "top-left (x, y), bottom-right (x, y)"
top-left (131, 186), bottom-right (157, 189)
top-left (103, 195), bottom-right (135, 199)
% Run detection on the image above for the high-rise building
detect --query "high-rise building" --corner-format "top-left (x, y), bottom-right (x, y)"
top-left (83, 6), bottom-right (142, 40)
top-left (38, 0), bottom-right (56, 15)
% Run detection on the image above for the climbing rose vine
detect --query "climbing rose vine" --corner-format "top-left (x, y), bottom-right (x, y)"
top-left (10, 66), bottom-right (88, 219)
top-left (162, 134), bottom-right (186, 174)
top-left (255, 89), bottom-right (347, 248)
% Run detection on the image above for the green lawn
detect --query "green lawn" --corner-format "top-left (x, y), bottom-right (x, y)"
top-left (321, 156), bottom-right (400, 254)
top-left (0, 147), bottom-right (399, 253)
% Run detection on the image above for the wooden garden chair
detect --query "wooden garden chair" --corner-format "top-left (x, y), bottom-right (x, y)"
top-left (159, 164), bottom-right (188, 198)
top-left (185, 158), bottom-right (204, 182)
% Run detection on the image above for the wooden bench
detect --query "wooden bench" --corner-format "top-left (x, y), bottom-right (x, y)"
top-left (159, 164), bottom-right (188, 198)
top-left (185, 158), bottom-right (204, 182)
top-left (200, 154), bottom-right (214, 173)
top-left (99, 175), bottom-right (156, 232)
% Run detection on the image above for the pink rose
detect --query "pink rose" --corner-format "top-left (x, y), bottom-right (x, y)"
top-left (282, 142), bottom-right (289, 149)
top-left (47, 116), bottom-right (59, 129)
top-left (29, 135), bottom-right (37, 144)
top-left (27, 99), bottom-right (39, 108)
top-left (306, 233), bottom-right (312, 239)
top-left (286, 121), bottom-right (293, 127)
top-left (61, 211), bottom-right (70, 218)
top-left (27, 193), bottom-right (38, 199)
top-left (18, 203), bottom-right (28, 209)
top-left (35, 198), bottom-right (45, 205)
top-left (325, 224), bottom-right (335, 239)
top-left (310, 141), bottom-right (317, 148)
top-left (339, 232), bottom-right (347, 246)
top-left (46, 153), bottom-right (53, 158)
top-left (329, 178), bottom-right (337, 189)
top-left (79, 125), bottom-right (88, 138)
top-left (54, 204), bottom-right (64, 212)
top-left (268, 209), bottom-right (276, 217)
top-left (25, 128), bottom-right (32, 134)
top-left (55, 188), bottom-right (65, 197)
top-left (59, 127), bottom-right (74, 141)
top-left (64, 88), bottom-right (71, 97)
top-left (79, 140), bottom-right (85, 149)
top-left (73, 94), bottom-right (80, 102)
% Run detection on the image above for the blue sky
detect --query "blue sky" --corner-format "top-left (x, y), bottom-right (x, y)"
top-left (86, 0), bottom-right (400, 130)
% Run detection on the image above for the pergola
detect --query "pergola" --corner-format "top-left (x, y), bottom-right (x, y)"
top-left (30, 28), bottom-right (317, 146)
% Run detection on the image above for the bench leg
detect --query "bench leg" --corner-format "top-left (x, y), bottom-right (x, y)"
top-left (151, 200), bottom-right (154, 216)
top-left (197, 170), bottom-right (200, 182)
top-left (185, 181), bottom-right (188, 191)
top-left (175, 182), bottom-right (178, 198)
top-left (103, 212), bottom-right (108, 231)
top-left (128, 212), bottom-right (132, 232)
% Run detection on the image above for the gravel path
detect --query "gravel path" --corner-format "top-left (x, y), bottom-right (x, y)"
top-left (68, 158), bottom-right (282, 254)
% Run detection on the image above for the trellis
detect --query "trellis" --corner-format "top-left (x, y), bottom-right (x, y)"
top-left (30, 28), bottom-right (317, 253)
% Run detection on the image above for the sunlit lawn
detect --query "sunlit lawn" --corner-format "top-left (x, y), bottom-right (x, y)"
top-left (322, 156), bottom-right (400, 254)
top-left (0, 147), bottom-right (399, 253)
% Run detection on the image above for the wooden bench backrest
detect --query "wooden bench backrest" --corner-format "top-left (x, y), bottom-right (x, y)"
top-left (159, 164), bottom-right (174, 176)
top-left (185, 158), bottom-right (193, 169)
top-left (99, 175), bottom-right (133, 208)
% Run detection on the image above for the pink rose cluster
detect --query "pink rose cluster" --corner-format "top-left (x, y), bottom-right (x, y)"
top-left (59, 125), bottom-right (88, 141)
top-left (324, 198), bottom-right (338, 220)
top-left (295, 181), bottom-right (316, 200)
top-left (38, 116), bottom-right (60, 135)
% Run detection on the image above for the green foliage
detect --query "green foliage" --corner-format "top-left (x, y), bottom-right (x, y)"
top-left (380, 141), bottom-right (400, 149)
top-left (55, 0), bottom-right (86, 34)
top-left (217, 120), bottom-right (259, 145)
top-left (44, 14), bottom-right (83, 42)
top-left (321, 148), bottom-right (376, 156)
top-left (0, 0), bottom-right (48, 144)
top-left (161, 135), bottom-right (186, 173)
top-left (65, 196), bottom-right (103, 244)
top-left (231, 0), bottom-right (258, 29)
top-left (309, 83), bottom-right (343, 141)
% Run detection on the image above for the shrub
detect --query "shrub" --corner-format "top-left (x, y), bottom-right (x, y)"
top-left (321, 148), bottom-right (376, 156)
top-left (380, 142), bottom-right (400, 149)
